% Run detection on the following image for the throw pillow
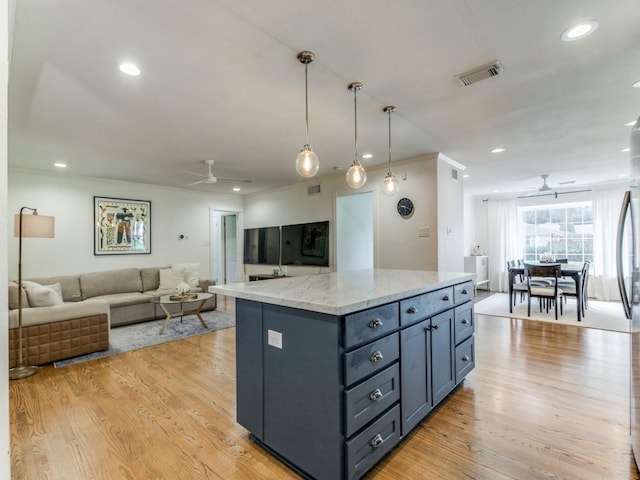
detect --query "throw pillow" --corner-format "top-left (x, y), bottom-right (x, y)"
top-left (172, 263), bottom-right (200, 288)
top-left (158, 267), bottom-right (185, 290)
top-left (21, 280), bottom-right (64, 307)
top-left (8, 282), bottom-right (29, 310)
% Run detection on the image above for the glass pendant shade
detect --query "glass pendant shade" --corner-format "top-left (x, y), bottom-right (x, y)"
top-left (346, 161), bottom-right (367, 189)
top-left (382, 172), bottom-right (399, 195)
top-left (296, 145), bottom-right (319, 178)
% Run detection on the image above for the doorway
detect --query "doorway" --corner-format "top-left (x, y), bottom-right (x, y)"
top-left (335, 190), bottom-right (375, 271)
top-left (211, 209), bottom-right (240, 285)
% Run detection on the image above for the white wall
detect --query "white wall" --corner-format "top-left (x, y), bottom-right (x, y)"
top-left (437, 155), bottom-right (465, 273)
top-left (8, 168), bottom-right (243, 280)
top-left (243, 154), bottom-right (444, 275)
top-left (1, 2), bottom-right (10, 476)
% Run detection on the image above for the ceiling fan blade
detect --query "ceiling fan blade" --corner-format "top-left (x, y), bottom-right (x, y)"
top-left (185, 170), bottom-right (208, 178)
top-left (188, 179), bottom-right (206, 186)
top-left (217, 177), bottom-right (252, 183)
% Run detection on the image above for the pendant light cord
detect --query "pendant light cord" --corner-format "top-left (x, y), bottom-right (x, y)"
top-left (387, 108), bottom-right (392, 174)
top-left (353, 87), bottom-right (358, 163)
top-left (304, 62), bottom-right (310, 145)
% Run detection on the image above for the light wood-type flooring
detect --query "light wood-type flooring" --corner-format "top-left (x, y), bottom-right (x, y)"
top-left (10, 294), bottom-right (640, 479)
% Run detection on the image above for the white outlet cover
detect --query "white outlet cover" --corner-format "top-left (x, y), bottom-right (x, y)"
top-left (267, 329), bottom-right (283, 349)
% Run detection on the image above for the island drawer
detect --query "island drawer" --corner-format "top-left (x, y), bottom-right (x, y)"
top-left (345, 404), bottom-right (401, 480)
top-left (400, 287), bottom-right (453, 326)
top-left (455, 335), bottom-right (475, 384)
top-left (454, 302), bottom-right (474, 345)
top-left (344, 333), bottom-right (399, 387)
top-left (454, 281), bottom-right (474, 305)
top-left (344, 363), bottom-right (400, 437)
top-left (344, 302), bottom-right (399, 350)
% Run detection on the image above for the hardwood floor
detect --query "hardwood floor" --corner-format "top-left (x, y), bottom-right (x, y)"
top-left (10, 295), bottom-right (640, 479)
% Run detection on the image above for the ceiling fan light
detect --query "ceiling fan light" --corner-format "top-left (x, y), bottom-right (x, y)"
top-left (346, 161), bottom-right (366, 189)
top-left (383, 173), bottom-right (399, 196)
top-left (296, 145), bottom-right (319, 178)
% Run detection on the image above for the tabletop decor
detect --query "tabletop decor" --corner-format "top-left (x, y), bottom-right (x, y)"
top-left (170, 282), bottom-right (196, 301)
top-left (539, 253), bottom-right (556, 263)
top-left (94, 196), bottom-right (150, 255)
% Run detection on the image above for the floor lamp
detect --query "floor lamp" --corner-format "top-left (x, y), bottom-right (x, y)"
top-left (9, 207), bottom-right (55, 380)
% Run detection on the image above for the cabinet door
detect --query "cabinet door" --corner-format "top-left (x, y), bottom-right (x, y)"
top-left (431, 310), bottom-right (455, 406)
top-left (400, 319), bottom-right (431, 435)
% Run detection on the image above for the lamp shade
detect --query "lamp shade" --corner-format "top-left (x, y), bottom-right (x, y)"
top-left (14, 213), bottom-right (55, 238)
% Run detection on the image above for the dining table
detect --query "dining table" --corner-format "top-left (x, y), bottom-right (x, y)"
top-left (508, 261), bottom-right (584, 322)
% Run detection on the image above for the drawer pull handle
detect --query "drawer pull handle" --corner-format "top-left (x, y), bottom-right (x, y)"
top-left (370, 351), bottom-right (384, 363)
top-left (370, 434), bottom-right (384, 448)
top-left (443, 294), bottom-right (450, 301)
top-left (369, 388), bottom-right (383, 401)
top-left (462, 355), bottom-right (470, 362)
top-left (461, 289), bottom-right (468, 295)
top-left (369, 318), bottom-right (383, 329)
top-left (432, 324), bottom-right (439, 330)
top-left (407, 306), bottom-right (418, 314)
top-left (461, 319), bottom-right (469, 324)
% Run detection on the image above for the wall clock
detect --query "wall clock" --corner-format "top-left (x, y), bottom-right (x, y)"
top-left (397, 197), bottom-right (414, 218)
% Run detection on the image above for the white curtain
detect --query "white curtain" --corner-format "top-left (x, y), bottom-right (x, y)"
top-left (487, 198), bottom-right (520, 292)
top-left (592, 186), bottom-right (628, 301)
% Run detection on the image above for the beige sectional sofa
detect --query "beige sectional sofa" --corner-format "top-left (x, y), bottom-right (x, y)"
top-left (8, 266), bottom-right (217, 368)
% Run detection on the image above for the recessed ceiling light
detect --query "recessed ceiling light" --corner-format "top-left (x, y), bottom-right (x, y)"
top-left (362, 153), bottom-right (373, 159)
top-left (561, 20), bottom-right (599, 42)
top-left (633, 80), bottom-right (640, 88)
top-left (626, 120), bottom-right (637, 127)
top-left (492, 190), bottom-right (500, 193)
top-left (119, 62), bottom-right (141, 76)
top-left (620, 174), bottom-right (630, 178)
top-left (621, 147), bottom-right (631, 153)
top-left (463, 174), bottom-right (470, 178)
top-left (491, 147), bottom-right (506, 154)
top-left (54, 162), bottom-right (67, 168)
top-left (233, 187), bottom-right (241, 192)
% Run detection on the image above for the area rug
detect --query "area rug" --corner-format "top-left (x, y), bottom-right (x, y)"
top-left (474, 293), bottom-right (629, 333)
top-left (54, 309), bottom-right (235, 367)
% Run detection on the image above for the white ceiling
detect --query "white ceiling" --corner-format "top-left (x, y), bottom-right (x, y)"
top-left (8, 0), bottom-right (640, 198)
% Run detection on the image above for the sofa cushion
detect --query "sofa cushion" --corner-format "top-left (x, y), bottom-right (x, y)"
top-left (140, 267), bottom-right (161, 292)
top-left (172, 263), bottom-right (200, 288)
top-left (28, 275), bottom-right (82, 302)
top-left (88, 292), bottom-right (151, 308)
top-left (8, 282), bottom-right (29, 310)
top-left (159, 267), bottom-right (184, 290)
top-left (21, 281), bottom-right (64, 307)
top-left (8, 299), bottom-right (109, 328)
top-left (80, 268), bottom-right (142, 299)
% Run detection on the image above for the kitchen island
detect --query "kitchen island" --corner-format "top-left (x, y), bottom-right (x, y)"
top-left (210, 269), bottom-right (475, 480)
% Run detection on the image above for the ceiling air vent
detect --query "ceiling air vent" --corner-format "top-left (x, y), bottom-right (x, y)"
top-left (455, 60), bottom-right (504, 86)
top-left (451, 168), bottom-right (458, 181)
top-left (307, 184), bottom-right (321, 195)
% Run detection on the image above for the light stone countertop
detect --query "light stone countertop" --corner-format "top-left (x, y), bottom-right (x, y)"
top-left (209, 269), bottom-right (474, 316)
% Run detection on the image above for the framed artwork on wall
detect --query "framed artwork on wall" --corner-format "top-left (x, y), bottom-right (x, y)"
top-left (94, 196), bottom-right (151, 255)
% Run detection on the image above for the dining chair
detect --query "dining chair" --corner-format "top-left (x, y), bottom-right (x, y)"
top-left (523, 263), bottom-right (564, 319)
top-left (508, 260), bottom-right (527, 306)
top-left (558, 260), bottom-right (591, 316)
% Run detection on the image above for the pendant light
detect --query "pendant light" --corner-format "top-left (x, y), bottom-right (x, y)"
top-left (346, 82), bottom-right (366, 188)
top-left (295, 51), bottom-right (319, 178)
top-left (382, 106), bottom-right (399, 195)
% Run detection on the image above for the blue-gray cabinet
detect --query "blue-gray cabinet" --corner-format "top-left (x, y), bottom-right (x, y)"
top-left (235, 279), bottom-right (475, 480)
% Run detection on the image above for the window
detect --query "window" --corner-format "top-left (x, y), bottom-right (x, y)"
top-left (520, 201), bottom-right (593, 263)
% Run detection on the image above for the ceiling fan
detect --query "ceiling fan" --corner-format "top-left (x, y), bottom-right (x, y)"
top-left (185, 159), bottom-right (252, 186)
top-left (538, 174), bottom-right (552, 192)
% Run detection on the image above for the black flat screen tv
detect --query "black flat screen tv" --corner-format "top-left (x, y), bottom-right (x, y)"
top-left (243, 226), bottom-right (280, 265)
top-left (281, 221), bottom-right (329, 267)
